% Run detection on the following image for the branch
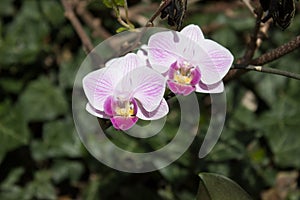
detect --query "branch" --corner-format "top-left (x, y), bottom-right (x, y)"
top-left (231, 64), bottom-right (300, 80)
top-left (251, 35), bottom-right (300, 65)
top-left (146, 0), bottom-right (171, 27)
top-left (61, 0), bottom-right (94, 53)
top-left (76, 1), bottom-right (111, 39)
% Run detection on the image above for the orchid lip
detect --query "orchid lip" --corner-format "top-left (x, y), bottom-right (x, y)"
top-left (169, 61), bottom-right (201, 87)
top-left (104, 96), bottom-right (138, 118)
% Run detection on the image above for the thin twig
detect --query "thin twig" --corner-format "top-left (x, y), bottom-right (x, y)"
top-left (76, 1), bottom-right (111, 39)
top-left (251, 35), bottom-right (300, 65)
top-left (231, 64), bottom-right (300, 80)
top-left (224, 8), bottom-right (263, 82)
top-left (146, 0), bottom-right (172, 27)
top-left (61, 0), bottom-right (94, 53)
top-left (123, 0), bottom-right (131, 25)
top-left (241, 8), bottom-right (263, 65)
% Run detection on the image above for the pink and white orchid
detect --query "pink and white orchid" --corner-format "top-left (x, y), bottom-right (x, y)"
top-left (147, 24), bottom-right (234, 96)
top-left (83, 53), bottom-right (169, 130)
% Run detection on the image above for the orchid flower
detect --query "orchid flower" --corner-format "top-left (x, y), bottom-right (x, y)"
top-left (147, 24), bottom-right (234, 96)
top-left (83, 53), bottom-right (169, 130)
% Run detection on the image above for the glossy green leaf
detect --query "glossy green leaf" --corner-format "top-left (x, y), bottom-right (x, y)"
top-left (23, 170), bottom-right (56, 200)
top-left (18, 77), bottom-right (68, 121)
top-left (116, 26), bottom-right (129, 33)
top-left (0, 101), bottom-right (30, 163)
top-left (102, 0), bottom-right (124, 8)
top-left (51, 160), bottom-right (84, 184)
top-left (40, 1), bottom-right (65, 26)
top-left (257, 96), bottom-right (300, 168)
top-left (31, 118), bottom-right (82, 161)
top-left (0, 0), bottom-right (50, 66)
top-left (196, 173), bottom-right (252, 200)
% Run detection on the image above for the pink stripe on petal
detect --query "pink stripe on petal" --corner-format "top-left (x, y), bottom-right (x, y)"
top-left (83, 68), bottom-right (114, 110)
top-left (180, 24), bottom-right (205, 43)
top-left (148, 31), bottom-right (179, 73)
top-left (119, 67), bottom-right (166, 112)
top-left (198, 39), bottom-right (233, 84)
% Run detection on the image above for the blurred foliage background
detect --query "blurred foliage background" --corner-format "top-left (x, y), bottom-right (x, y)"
top-left (0, 0), bottom-right (300, 199)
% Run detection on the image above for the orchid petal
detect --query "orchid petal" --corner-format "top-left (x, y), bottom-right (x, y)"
top-left (116, 66), bottom-right (166, 111)
top-left (86, 103), bottom-right (110, 119)
top-left (167, 80), bottom-right (195, 96)
top-left (148, 31), bottom-right (178, 73)
top-left (136, 99), bottom-right (169, 120)
top-left (111, 116), bottom-right (138, 130)
top-left (195, 81), bottom-right (224, 93)
top-left (148, 31), bottom-right (207, 72)
top-left (136, 45), bottom-right (150, 67)
top-left (83, 68), bottom-right (115, 110)
top-left (198, 39), bottom-right (233, 84)
top-left (180, 24), bottom-right (205, 43)
top-left (108, 53), bottom-right (145, 76)
top-left (103, 96), bottom-right (113, 116)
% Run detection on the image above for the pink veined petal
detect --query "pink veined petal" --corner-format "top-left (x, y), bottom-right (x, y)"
top-left (83, 68), bottom-right (115, 110)
top-left (136, 98), bottom-right (169, 120)
top-left (197, 39), bottom-right (234, 84)
top-left (168, 32), bottom-right (208, 67)
top-left (167, 80), bottom-right (195, 96)
top-left (85, 103), bottom-right (110, 119)
top-left (110, 116), bottom-right (138, 130)
top-left (190, 67), bottom-right (202, 86)
top-left (116, 66), bottom-right (166, 112)
top-left (136, 45), bottom-right (151, 67)
top-left (107, 53), bottom-right (145, 75)
top-left (83, 53), bottom-right (146, 111)
top-left (195, 81), bottom-right (224, 93)
top-left (103, 96), bottom-right (113, 116)
top-left (180, 24), bottom-right (205, 43)
top-left (148, 31), bottom-right (179, 73)
top-left (148, 31), bottom-right (209, 74)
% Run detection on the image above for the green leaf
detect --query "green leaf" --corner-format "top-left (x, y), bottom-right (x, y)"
top-left (102, 0), bottom-right (125, 8)
top-left (23, 170), bottom-right (56, 200)
top-left (0, 101), bottom-right (30, 163)
top-left (40, 1), bottom-right (65, 26)
top-left (31, 117), bottom-right (82, 161)
top-left (116, 26), bottom-right (129, 33)
top-left (18, 76), bottom-right (68, 122)
top-left (257, 97), bottom-right (300, 168)
top-left (51, 160), bottom-right (84, 184)
top-left (0, 0), bottom-right (14, 17)
top-left (1, 167), bottom-right (24, 188)
top-left (0, 78), bottom-right (24, 94)
top-left (0, 0), bottom-right (50, 66)
top-left (196, 173), bottom-right (252, 200)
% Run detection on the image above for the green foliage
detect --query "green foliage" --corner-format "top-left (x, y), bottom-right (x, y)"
top-left (18, 77), bottom-right (68, 122)
top-left (0, 101), bottom-right (30, 163)
top-left (1, 0), bottom-right (300, 199)
top-left (102, 0), bottom-right (125, 8)
top-left (197, 173), bottom-right (252, 200)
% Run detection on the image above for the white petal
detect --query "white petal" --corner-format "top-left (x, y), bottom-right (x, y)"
top-left (180, 24), bottom-right (205, 43)
top-left (195, 81), bottom-right (224, 93)
top-left (86, 103), bottom-right (110, 118)
top-left (116, 67), bottom-right (167, 111)
top-left (136, 99), bottom-right (169, 120)
top-left (82, 68), bottom-right (114, 110)
top-left (198, 39), bottom-right (234, 84)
